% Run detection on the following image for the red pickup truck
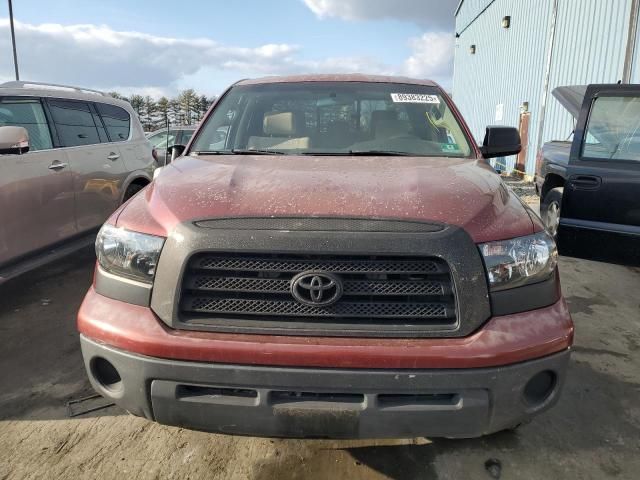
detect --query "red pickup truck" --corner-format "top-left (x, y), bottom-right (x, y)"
top-left (78, 74), bottom-right (573, 439)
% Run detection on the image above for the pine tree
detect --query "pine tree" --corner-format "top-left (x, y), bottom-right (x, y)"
top-left (156, 97), bottom-right (170, 128)
top-left (198, 94), bottom-right (212, 120)
top-left (129, 94), bottom-right (145, 119)
top-left (108, 91), bottom-right (126, 101)
top-left (108, 90), bottom-right (214, 127)
top-left (142, 96), bottom-right (157, 131)
top-left (169, 99), bottom-right (182, 125)
top-left (178, 89), bottom-right (198, 125)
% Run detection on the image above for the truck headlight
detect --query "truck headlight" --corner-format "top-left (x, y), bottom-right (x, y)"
top-left (96, 224), bottom-right (165, 283)
top-left (479, 232), bottom-right (557, 291)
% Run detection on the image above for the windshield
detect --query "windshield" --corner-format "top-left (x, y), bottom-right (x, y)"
top-left (190, 82), bottom-right (473, 157)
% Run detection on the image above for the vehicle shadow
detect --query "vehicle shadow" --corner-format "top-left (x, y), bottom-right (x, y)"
top-left (0, 246), bottom-right (124, 421)
top-left (252, 358), bottom-right (640, 480)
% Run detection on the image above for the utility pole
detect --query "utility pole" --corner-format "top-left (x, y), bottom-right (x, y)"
top-left (8, 0), bottom-right (20, 80)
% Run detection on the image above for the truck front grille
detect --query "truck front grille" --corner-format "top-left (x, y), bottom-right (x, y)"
top-left (179, 253), bottom-right (457, 336)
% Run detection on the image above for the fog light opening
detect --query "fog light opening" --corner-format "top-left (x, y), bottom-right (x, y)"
top-left (523, 370), bottom-right (556, 406)
top-left (91, 357), bottom-right (123, 393)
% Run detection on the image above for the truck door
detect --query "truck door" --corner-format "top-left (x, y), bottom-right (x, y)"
top-left (557, 84), bottom-right (640, 265)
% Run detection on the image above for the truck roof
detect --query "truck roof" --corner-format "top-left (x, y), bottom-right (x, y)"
top-left (236, 74), bottom-right (439, 87)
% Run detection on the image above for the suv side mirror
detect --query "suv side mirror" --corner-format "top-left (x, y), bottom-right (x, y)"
top-left (480, 126), bottom-right (521, 158)
top-left (0, 126), bottom-right (30, 155)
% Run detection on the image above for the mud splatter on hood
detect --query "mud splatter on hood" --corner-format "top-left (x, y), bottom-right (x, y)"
top-left (115, 154), bottom-right (535, 243)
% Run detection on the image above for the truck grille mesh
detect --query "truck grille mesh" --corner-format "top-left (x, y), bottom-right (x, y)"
top-left (179, 253), bottom-right (457, 335)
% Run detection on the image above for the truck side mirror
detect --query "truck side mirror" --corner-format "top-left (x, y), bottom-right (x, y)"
top-left (169, 144), bottom-right (186, 163)
top-left (480, 126), bottom-right (521, 159)
top-left (0, 126), bottom-right (30, 155)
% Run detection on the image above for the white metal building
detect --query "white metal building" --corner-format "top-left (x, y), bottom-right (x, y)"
top-left (453, 0), bottom-right (640, 176)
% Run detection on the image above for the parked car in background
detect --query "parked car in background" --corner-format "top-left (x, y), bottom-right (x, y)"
top-left (536, 84), bottom-right (640, 266)
top-left (147, 126), bottom-right (195, 163)
top-left (79, 74), bottom-right (574, 439)
top-left (0, 81), bottom-right (156, 283)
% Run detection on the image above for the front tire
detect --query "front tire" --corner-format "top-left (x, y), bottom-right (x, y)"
top-left (541, 187), bottom-right (563, 238)
top-left (123, 183), bottom-right (145, 203)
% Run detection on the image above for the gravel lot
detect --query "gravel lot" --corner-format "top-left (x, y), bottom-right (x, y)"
top-left (1, 238), bottom-right (639, 479)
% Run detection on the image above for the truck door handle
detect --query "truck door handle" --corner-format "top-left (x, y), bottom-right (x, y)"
top-left (569, 175), bottom-right (601, 190)
top-left (107, 152), bottom-right (120, 161)
top-left (48, 161), bottom-right (68, 171)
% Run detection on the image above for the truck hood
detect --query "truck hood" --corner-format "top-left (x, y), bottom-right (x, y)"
top-left (116, 155), bottom-right (536, 243)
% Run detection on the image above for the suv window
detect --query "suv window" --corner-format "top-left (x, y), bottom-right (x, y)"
top-left (582, 95), bottom-right (640, 162)
top-left (96, 103), bottom-right (131, 142)
top-left (0, 98), bottom-right (53, 151)
top-left (149, 130), bottom-right (178, 149)
top-left (48, 99), bottom-right (101, 147)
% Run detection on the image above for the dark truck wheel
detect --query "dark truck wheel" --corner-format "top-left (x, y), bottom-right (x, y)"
top-left (123, 183), bottom-right (145, 203)
top-left (541, 187), bottom-right (563, 238)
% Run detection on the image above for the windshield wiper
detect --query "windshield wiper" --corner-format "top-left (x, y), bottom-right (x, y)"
top-left (299, 150), bottom-right (415, 156)
top-left (299, 151), bottom-right (350, 156)
top-left (231, 148), bottom-right (285, 155)
top-left (348, 150), bottom-right (413, 156)
top-left (192, 151), bottom-right (227, 155)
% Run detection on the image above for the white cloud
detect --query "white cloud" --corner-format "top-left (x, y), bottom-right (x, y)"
top-left (0, 18), bottom-right (302, 96)
top-left (301, 0), bottom-right (457, 86)
top-left (403, 32), bottom-right (455, 81)
top-left (303, 0), bottom-right (459, 30)
top-left (0, 17), bottom-right (454, 96)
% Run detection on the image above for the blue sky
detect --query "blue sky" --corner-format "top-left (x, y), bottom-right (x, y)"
top-left (0, 0), bottom-right (459, 97)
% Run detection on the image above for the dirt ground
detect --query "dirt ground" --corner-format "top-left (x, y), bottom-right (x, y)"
top-left (1, 246), bottom-right (639, 479)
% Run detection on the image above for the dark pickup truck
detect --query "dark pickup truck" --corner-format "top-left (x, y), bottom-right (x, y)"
top-left (536, 84), bottom-right (640, 266)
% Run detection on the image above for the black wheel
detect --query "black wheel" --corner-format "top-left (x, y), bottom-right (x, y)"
top-left (123, 183), bottom-right (145, 203)
top-left (540, 187), bottom-right (563, 238)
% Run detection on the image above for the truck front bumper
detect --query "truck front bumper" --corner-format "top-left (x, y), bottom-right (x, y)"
top-left (81, 335), bottom-right (570, 439)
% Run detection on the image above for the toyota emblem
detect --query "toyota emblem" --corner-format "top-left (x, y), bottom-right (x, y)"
top-left (290, 271), bottom-right (343, 306)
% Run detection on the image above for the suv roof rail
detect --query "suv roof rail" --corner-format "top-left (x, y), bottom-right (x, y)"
top-left (0, 80), bottom-right (109, 97)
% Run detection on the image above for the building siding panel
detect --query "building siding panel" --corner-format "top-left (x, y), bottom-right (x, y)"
top-left (453, 0), bottom-right (553, 174)
top-left (541, 0), bottom-right (632, 151)
top-left (456, 0), bottom-right (498, 33)
top-left (454, 0), bottom-right (634, 176)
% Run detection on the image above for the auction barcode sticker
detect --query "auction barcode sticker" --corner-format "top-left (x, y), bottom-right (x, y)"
top-left (390, 93), bottom-right (440, 104)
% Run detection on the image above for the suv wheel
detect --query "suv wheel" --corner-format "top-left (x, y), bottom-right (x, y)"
top-left (123, 183), bottom-right (145, 203)
top-left (541, 187), bottom-right (563, 238)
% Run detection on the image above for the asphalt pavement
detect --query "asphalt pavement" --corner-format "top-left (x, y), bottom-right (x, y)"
top-left (0, 247), bottom-right (639, 479)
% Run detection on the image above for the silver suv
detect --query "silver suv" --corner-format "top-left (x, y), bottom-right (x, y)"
top-left (0, 81), bottom-right (156, 283)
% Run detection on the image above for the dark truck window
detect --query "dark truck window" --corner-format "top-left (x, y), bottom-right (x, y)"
top-left (48, 99), bottom-right (101, 147)
top-left (96, 103), bottom-right (131, 142)
top-left (582, 95), bottom-right (640, 162)
top-left (191, 82), bottom-right (472, 157)
top-left (0, 98), bottom-right (53, 151)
